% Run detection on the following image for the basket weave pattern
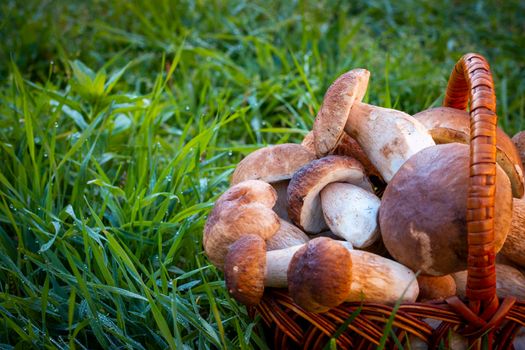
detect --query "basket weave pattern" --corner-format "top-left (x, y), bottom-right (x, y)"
top-left (251, 54), bottom-right (525, 349)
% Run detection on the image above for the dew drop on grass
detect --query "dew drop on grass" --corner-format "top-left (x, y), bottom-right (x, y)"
top-left (228, 151), bottom-right (233, 157)
top-left (54, 122), bottom-right (59, 128)
top-left (185, 105), bottom-right (190, 111)
top-left (44, 153), bottom-right (48, 158)
top-left (166, 175), bottom-right (172, 182)
top-left (50, 60), bottom-right (54, 65)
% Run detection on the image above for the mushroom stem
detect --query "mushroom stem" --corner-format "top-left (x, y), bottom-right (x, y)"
top-left (320, 182), bottom-right (380, 248)
top-left (501, 197), bottom-right (525, 267)
top-left (344, 102), bottom-right (435, 182)
top-left (264, 245), bottom-right (304, 287)
top-left (288, 237), bottom-right (418, 313)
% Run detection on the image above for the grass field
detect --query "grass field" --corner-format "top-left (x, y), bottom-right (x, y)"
top-left (1, 0), bottom-right (524, 348)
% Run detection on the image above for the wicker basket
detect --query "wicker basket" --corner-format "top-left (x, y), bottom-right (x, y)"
top-left (250, 54), bottom-right (525, 349)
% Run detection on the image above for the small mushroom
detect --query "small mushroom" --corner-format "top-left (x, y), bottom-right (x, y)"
top-left (287, 155), bottom-right (373, 233)
top-left (203, 180), bottom-right (280, 268)
top-left (313, 69), bottom-right (435, 182)
top-left (452, 264), bottom-right (525, 300)
top-left (320, 182), bottom-right (380, 248)
top-left (231, 144), bottom-right (315, 220)
top-left (414, 106), bottom-right (524, 198)
top-left (287, 237), bottom-right (418, 313)
top-left (266, 219), bottom-right (310, 251)
top-left (224, 234), bottom-right (305, 306)
top-left (380, 144), bottom-right (513, 276)
top-left (416, 275), bottom-right (456, 302)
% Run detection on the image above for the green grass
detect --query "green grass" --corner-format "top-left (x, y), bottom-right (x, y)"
top-left (0, 0), bottom-right (524, 348)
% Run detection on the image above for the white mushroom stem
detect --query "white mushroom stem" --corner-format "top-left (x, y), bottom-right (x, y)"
top-left (320, 182), bottom-right (380, 248)
top-left (501, 197), bottom-right (525, 267)
top-left (264, 245), bottom-right (304, 287)
top-left (344, 103), bottom-right (435, 182)
top-left (345, 249), bottom-right (419, 304)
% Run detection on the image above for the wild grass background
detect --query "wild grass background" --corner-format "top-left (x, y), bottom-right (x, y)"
top-left (1, 0), bottom-right (524, 348)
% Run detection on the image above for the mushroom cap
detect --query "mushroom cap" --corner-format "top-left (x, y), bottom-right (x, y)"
top-left (313, 69), bottom-right (370, 157)
top-left (224, 234), bottom-right (266, 306)
top-left (414, 107), bottom-right (524, 198)
top-left (204, 180), bottom-right (280, 268)
top-left (287, 237), bottom-right (353, 313)
top-left (380, 143), bottom-right (513, 276)
top-left (320, 182), bottom-right (380, 248)
top-left (266, 219), bottom-right (310, 251)
top-left (231, 144), bottom-right (316, 185)
top-left (416, 275), bottom-right (456, 302)
top-left (214, 179), bottom-right (277, 209)
top-left (287, 155), bottom-right (373, 233)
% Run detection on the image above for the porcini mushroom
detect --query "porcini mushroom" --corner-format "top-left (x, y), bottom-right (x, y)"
top-left (380, 143), bottom-right (513, 276)
top-left (287, 237), bottom-right (418, 313)
top-left (320, 182), bottom-right (380, 248)
top-left (414, 107), bottom-right (524, 198)
top-left (224, 234), bottom-right (307, 306)
top-left (313, 69), bottom-right (435, 182)
top-left (287, 155), bottom-right (373, 233)
top-left (231, 144), bottom-right (316, 220)
top-left (203, 180), bottom-right (280, 268)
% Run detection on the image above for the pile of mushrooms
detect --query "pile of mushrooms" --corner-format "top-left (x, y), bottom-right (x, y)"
top-left (202, 68), bottom-right (525, 325)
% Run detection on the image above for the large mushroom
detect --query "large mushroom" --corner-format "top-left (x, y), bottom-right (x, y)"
top-left (287, 155), bottom-right (373, 234)
top-left (313, 69), bottom-right (435, 182)
top-left (224, 235), bottom-right (316, 306)
top-left (287, 237), bottom-right (419, 313)
top-left (379, 143), bottom-right (513, 276)
top-left (414, 106), bottom-right (524, 198)
top-left (231, 144), bottom-right (315, 220)
top-left (203, 180), bottom-right (280, 268)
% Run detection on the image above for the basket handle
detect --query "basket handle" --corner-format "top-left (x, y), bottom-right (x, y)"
top-left (444, 53), bottom-right (498, 312)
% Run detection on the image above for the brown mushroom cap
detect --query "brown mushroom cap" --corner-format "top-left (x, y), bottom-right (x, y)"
top-left (214, 179), bottom-right (277, 209)
top-left (380, 143), bottom-right (512, 276)
top-left (287, 155), bottom-right (373, 233)
top-left (287, 237), bottom-right (353, 313)
top-left (231, 144), bottom-right (316, 185)
top-left (204, 180), bottom-right (280, 268)
top-left (414, 107), bottom-right (524, 198)
top-left (224, 234), bottom-right (266, 306)
top-left (313, 69), bottom-right (370, 157)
